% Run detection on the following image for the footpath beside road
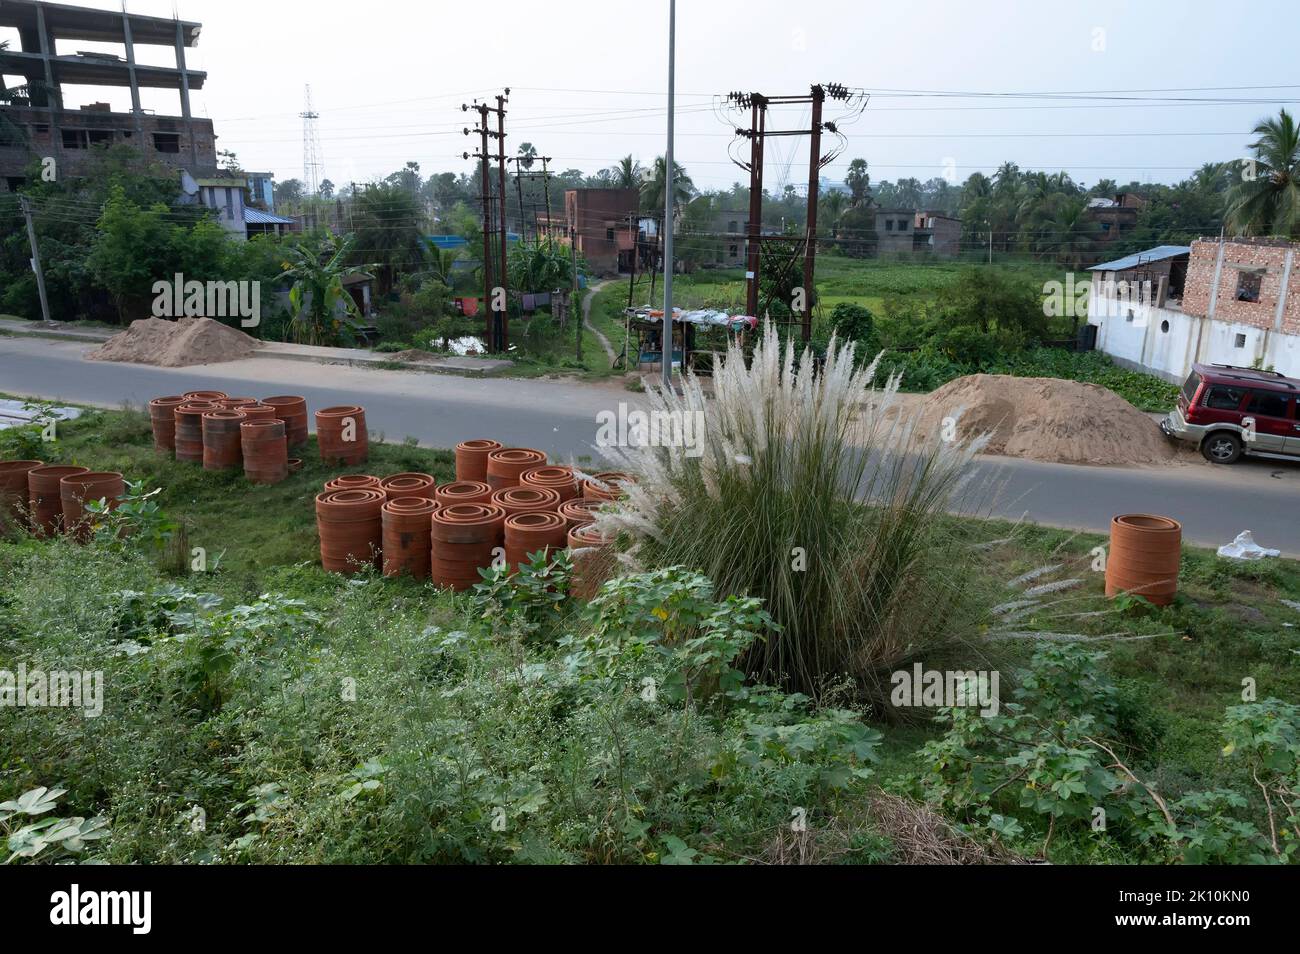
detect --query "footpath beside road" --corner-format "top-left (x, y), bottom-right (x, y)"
top-left (1, 331), bottom-right (1297, 554)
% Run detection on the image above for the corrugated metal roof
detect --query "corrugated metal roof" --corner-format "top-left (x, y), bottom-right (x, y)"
top-left (243, 208), bottom-right (294, 225)
top-left (1088, 245), bottom-right (1190, 272)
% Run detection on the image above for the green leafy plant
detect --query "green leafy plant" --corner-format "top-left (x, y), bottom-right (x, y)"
top-left (1, 787), bottom-right (109, 864)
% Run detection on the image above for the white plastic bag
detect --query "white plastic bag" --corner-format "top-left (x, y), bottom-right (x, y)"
top-left (1216, 530), bottom-right (1280, 561)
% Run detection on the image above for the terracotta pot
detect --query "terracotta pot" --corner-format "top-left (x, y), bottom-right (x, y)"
top-left (568, 523), bottom-right (616, 600)
top-left (558, 497), bottom-right (605, 532)
top-left (430, 503), bottom-right (506, 589)
top-left (582, 471), bottom-right (636, 502)
top-left (316, 405), bottom-right (369, 466)
top-left (148, 396), bottom-right (187, 453)
top-left (238, 404), bottom-right (279, 424)
top-left (60, 471), bottom-right (125, 541)
top-left (0, 460), bottom-right (43, 535)
top-left (485, 448), bottom-right (547, 491)
top-left (520, 465), bottom-right (579, 502)
top-left (27, 465), bottom-right (88, 537)
top-left (241, 420), bottom-right (289, 485)
top-left (183, 390), bottom-right (227, 402)
top-left (504, 510), bottom-right (568, 569)
top-left (490, 485), bottom-right (561, 517)
top-left (315, 488), bottom-right (385, 574)
top-left (217, 397), bottom-right (257, 410)
top-left (287, 458), bottom-right (304, 474)
top-left (455, 439), bottom-right (503, 482)
top-left (202, 409), bottom-right (246, 471)
top-left (381, 497), bottom-right (438, 578)
top-left (262, 396), bottom-right (309, 448)
top-left (325, 474), bottom-right (381, 492)
top-left (380, 472), bottom-right (436, 502)
top-left (434, 480), bottom-right (493, 507)
top-left (173, 402), bottom-right (218, 464)
top-left (1105, 514), bottom-right (1182, 606)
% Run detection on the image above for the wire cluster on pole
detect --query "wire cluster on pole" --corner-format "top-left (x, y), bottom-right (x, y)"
top-left (462, 89), bottom-right (510, 352)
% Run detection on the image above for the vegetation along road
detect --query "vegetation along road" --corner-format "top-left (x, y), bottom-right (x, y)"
top-left (2, 333), bottom-right (1296, 554)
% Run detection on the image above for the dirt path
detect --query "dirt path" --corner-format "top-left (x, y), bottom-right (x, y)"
top-left (582, 280), bottom-right (618, 365)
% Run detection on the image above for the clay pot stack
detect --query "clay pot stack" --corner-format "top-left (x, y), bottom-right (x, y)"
top-left (325, 474), bottom-right (381, 492)
top-left (316, 488), bottom-right (385, 574)
top-left (430, 503), bottom-right (507, 591)
top-left (262, 396), bottom-right (309, 448)
top-left (490, 485), bottom-right (561, 518)
top-left (1105, 514), bottom-right (1182, 607)
top-left (241, 420), bottom-right (289, 485)
top-left (558, 497), bottom-right (604, 533)
top-left (504, 511), bottom-right (569, 571)
top-left (455, 439), bottom-right (503, 482)
top-left (238, 404), bottom-right (279, 424)
top-left (60, 471), bottom-right (125, 542)
top-left (381, 497), bottom-right (438, 578)
top-left (519, 465), bottom-right (579, 502)
top-left (583, 471), bottom-right (635, 502)
top-left (202, 410), bottom-right (247, 472)
top-left (434, 481), bottom-right (492, 507)
top-left (148, 397), bottom-right (187, 453)
top-left (0, 460), bottom-right (43, 534)
top-left (316, 406), bottom-right (369, 466)
top-left (27, 465), bottom-right (88, 537)
top-left (485, 448), bottom-right (546, 491)
top-left (174, 403), bottom-right (218, 464)
top-left (568, 523), bottom-right (616, 600)
top-left (217, 397), bottom-right (257, 410)
top-left (183, 390), bottom-right (227, 403)
top-left (380, 473), bottom-right (436, 502)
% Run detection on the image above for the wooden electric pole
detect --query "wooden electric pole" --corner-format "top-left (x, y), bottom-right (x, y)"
top-left (19, 196), bottom-right (53, 326)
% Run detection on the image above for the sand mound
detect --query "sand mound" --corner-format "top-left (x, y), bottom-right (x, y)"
top-left (88, 317), bottom-right (260, 368)
top-left (914, 374), bottom-right (1176, 466)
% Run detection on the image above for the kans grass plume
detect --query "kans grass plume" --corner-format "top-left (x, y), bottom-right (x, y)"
top-left (594, 323), bottom-right (992, 700)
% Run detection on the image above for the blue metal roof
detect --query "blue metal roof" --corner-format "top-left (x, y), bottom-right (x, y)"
top-left (1088, 245), bottom-right (1190, 272)
top-left (243, 208), bottom-right (294, 225)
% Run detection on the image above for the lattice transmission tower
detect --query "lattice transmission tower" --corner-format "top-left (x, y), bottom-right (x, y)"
top-left (300, 84), bottom-right (324, 196)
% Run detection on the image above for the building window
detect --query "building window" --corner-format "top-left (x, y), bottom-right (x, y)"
top-left (729, 245), bottom-right (738, 257)
top-left (885, 220), bottom-right (893, 231)
top-left (1234, 333), bottom-right (1247, 348)
top-left (1160, 319), bottom-right (1170, 333)
top-left (1125, 310), bottom-right (1135, 323)
top-left (225, 188), bottom-right (235, 219)
top-left (1247, 390), bottom-right (1289, 418)
top-left (728, 220), bottom-right (738, 232)
top-left (153, 132), bottom-right (181, 154)
top-left (1235, 271), bottom-right (1262, 303)
top-left (606, 227), bottom-right (615, 241)
top-left (61, 129), bottom-right (88, 149)
top-left (898, 219), bottom-right (908, 231)
top-left (87, 130), bottom-right (113, 146)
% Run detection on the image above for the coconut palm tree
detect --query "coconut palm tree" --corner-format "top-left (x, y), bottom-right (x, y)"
top-left (517, 142), bottom-right (538, 170)
top-left (819, 190), bottom-right (849, 237)
top-left (608, 155), bottom-right (642, 189)
top-left (1225, 109), bottom-right (1300, 238)
top-left (640, 156), bottom-right (695, 214)
top-left (844, 158), bottom-right (871, 207)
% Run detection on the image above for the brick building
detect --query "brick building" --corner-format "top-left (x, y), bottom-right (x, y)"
top-left (539, 187), bottom-right (639, 275)
top-left (873, 207), bottom-right (961, 258)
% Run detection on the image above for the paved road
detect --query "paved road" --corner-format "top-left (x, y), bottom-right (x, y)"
top-left (3, 335), bottom-right (1297, 554)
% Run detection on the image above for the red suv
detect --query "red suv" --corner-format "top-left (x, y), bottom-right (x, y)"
top-left (1162, 363), bottom-right (1300, 463)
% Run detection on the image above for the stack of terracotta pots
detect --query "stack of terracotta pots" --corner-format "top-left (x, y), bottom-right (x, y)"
top-left (242, 420), bottom-right (289, 485)
top-left (202, 410), bottom-right (246, 471)
top-left (148, 396), bottom-right (187, 453)
top-left (583, 471), bottom-right (635, 502)
top-left (491, 485), bottom-right (561, 518)
top-left (1104, 514), bottom-right (1182, 606)
top-left (263, 396), bottom-right (309, 448)
top-left (0, 460), bottom-right (43, 534)
top-left (380, 473), bottom-right (436, 502)
top-left (485, 448), bottom-right (546, 490)
top-left (60, 471), bottom-right (125, 542)
top-left (174, 403), bottom-right (217, 464)
top-left (325, 474), bottom-right (381, 492)
top-left (558, 497), bottom-right (603, 533)
top-left (183, 390), bottom-right (227, 403)
top-left (504, 511), bottom-right (568, 571)
top-left (430, 503), bottom-right (506, 591)
top-left (381, 497), bottom-right (438, 578)
top-left (568, 522), bottom-right (616, 599)
top-left (434, 481), bottom-right (492, 507)
top-left (238, 404), bottom-right (279, 424)
top-left (27, 464), bottom-right (88, 537)
top-left (217, 397), bottom-right (257, 410)
top-left (316, 406), bottom-right (369, 466)
top-left (315, 488), bottom-right (384, 574)
top-left (519, 465), bottom-right (579, 502)
top-left (455, 439), bottom-right (503, 482)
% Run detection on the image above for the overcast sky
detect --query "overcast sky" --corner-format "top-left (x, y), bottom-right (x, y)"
top-left (10, 0), bottom-right (1300, 193)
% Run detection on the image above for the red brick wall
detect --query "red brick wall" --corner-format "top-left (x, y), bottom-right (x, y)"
top-left (1182, 239), bottom-right (1300, 335)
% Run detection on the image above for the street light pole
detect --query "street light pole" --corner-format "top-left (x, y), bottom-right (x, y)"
top-left (661, 0), bottom-right (676, 390)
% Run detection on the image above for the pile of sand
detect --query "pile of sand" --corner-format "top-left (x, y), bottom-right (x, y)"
top-left (88, 317), bottom-right (260, 368)
top-left (914, 374), bottom-right (1176, 466)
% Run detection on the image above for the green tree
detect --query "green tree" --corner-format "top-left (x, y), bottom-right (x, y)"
top-left (844, 159), bottom-right (871, 207)
top-left (609, 155), bottom-right (642, 189)
top-left (640, 156), bottom-right (695, 214)
top-left (350, 181), bottom-right (427, 295)
top-left (281, 235), bottom-right (366, 346)
top-left (1225, 108), bottom-right (1300, 238)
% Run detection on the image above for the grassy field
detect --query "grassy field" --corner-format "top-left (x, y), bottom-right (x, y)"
top-left (2, 403), bottom-right (1296, 864)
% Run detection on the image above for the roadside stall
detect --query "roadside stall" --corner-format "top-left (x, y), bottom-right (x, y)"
top-left (622, 307), bottom-right (758, 374)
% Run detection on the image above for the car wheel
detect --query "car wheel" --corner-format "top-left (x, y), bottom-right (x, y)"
top-left (1201, 431), bottom-right (1242, 464)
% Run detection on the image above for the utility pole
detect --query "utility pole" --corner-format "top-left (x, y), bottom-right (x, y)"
top-left (464, 103), bottom-right (495, 351)
top-left (19, 197), bottom-right (53, 326)
top-left (661, 0), bottom-right (676, 389)
top-left (572, 225), bottom-right (582, 364)
top-left (495, 91), bottom-right (509, 352)
top-left (508, 155), bottom-right (554, 246)
top-left (800, 85), bottom-right (825, 344)
top-left (463, 90), bottom-right (511, 352)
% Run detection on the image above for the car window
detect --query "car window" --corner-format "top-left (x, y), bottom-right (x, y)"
top-left (1202, 386), bottom-right (1246, 411)
top-left (1180, 372), bottom-right (1201, 403)
top-left (1246, 390), bottom-right (1291, 418)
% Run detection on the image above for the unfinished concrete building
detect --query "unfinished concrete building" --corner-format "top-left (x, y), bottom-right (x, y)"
top-left (0, 0), bottom-right (214, 191)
